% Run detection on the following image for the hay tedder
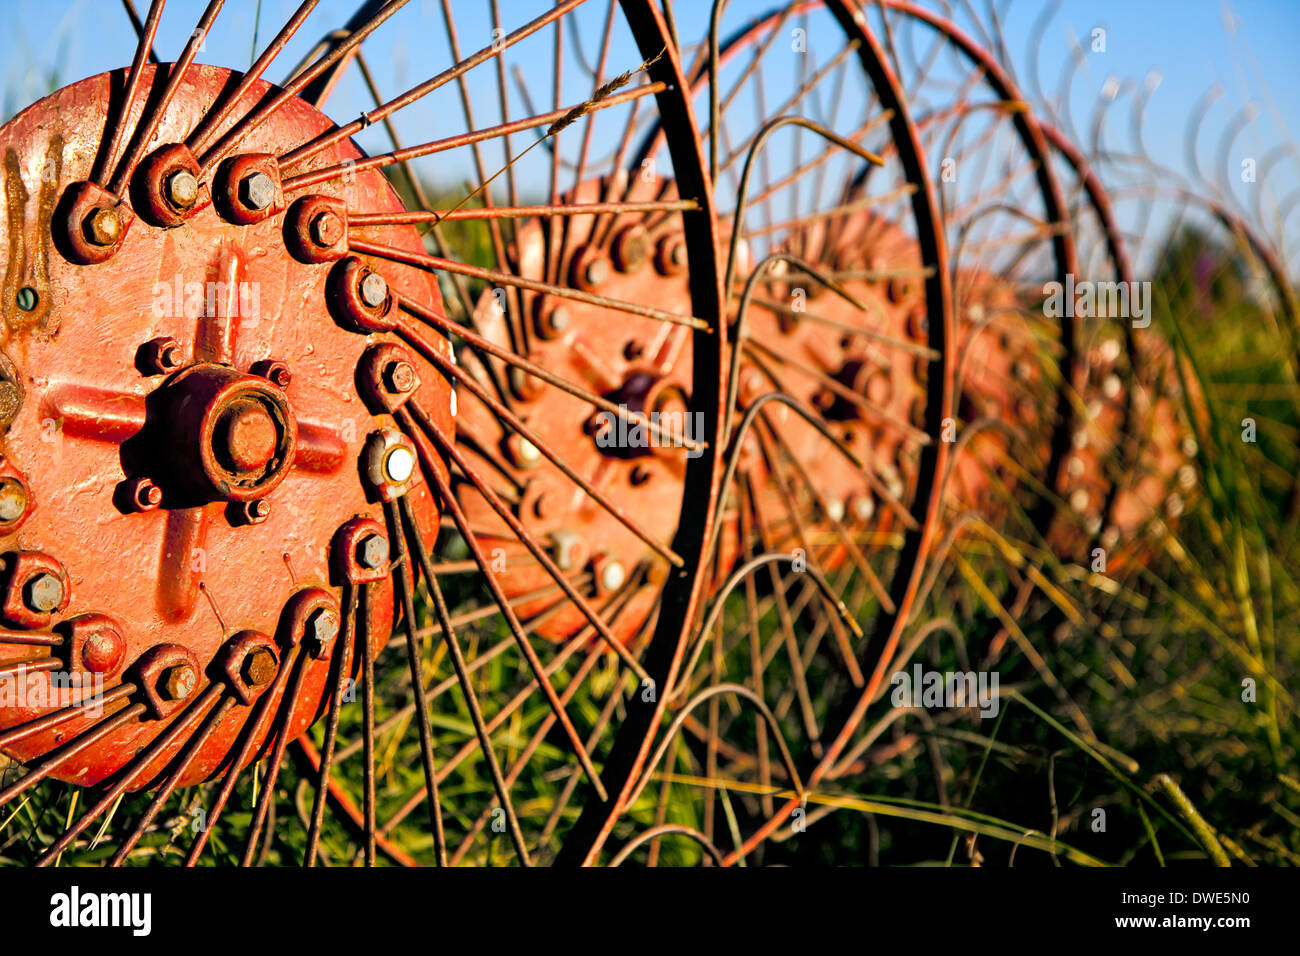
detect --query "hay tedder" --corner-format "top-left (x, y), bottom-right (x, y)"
top-left (0, 0), bottom-right (1284, 867)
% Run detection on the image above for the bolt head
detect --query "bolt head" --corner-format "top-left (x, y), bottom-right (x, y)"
top-left (517, 438), bottom-right (541, 465)
top-left (359, 271), bottom-right (389, 309)
top-left (24, 572), bottom-right (63, 613)
top-left (239, 171), bottom-right (276, 211)
top-left (145, 336), bottom-right (184, 374)
top-left (0, 478), bottom-right (28, 523)
top-left (82, 626), bottom-right (125, 675)
top-left (254, 361), bottom-right (292, 389)
top-left (161, 664), bottom-right (197, 701)
top-left (599, 560), bottom-right (626, 593)
top-left (384, 445), bottom-right (416, 484)
top-left (165, 169), bottom-right (199, 209)
top-left (241, 498), bottom-right (271, 524)
top-left (550, 529), bottom-right (582, 572)
top-left (585, 257), bottom-right (611, 287)
top-left (306, 607), bottom-right (340, 659)
top-left (85, 207), bottom-right (121, 246)
top-left (311, 210), bottom-right (344, 247)
top-left (129, 477), bottom-right (163, 511)
top-left (357, 533), bottom-right (389, 570)
top-left (242, 648), bottom-right (278, 687)
top-left (549, 305), bottom-right (571, 332)
top-left (216, 403), bottom-right (279, 474)
top-left (384, 360), bottom-right (417, 394)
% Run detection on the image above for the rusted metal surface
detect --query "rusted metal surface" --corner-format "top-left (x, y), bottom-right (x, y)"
top-left (0, 63), bottom-right (448, 788)
top-left (0, 0), bottom-right (1230, 868)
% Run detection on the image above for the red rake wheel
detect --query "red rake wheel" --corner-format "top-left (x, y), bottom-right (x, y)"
top-left (0, 0), bottom-right (725, 868)
top-left (552, 0), bottom-right (966, 865)
top-left (453, 172), bottom-right (718, 647)
top-left (576, 0), bottom-right (1191, 865)
top-left (0, 62), bottom-right (446, 801)
top-left (271, 1), bottom-right (726, 867)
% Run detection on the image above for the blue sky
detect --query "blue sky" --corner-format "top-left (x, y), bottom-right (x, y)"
top-left (0, 0), bottom-right (1295, 231)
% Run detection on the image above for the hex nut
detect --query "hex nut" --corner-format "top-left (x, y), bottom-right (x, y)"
top-left (360, 272), bottom-right (389, 309)
top-left (166, 169), bottom-right (199, 209)
top-left (240, 171), bottom-right (276, 211)
top-left (24, 572), bottom-right (63, 613)
top-left (357, 533), bottom-right (389, 570)
top-left (162, 664), bottom-right (197, 701)
top-left (306, 607), bottom-right (340, 659)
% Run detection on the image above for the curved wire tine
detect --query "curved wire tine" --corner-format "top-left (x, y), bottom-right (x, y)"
top-left (108, 692), bottom-right (237, 866)
top-left (186, 0), bottom-right (322, 157)
top-left (359, 581), bottom-right (376, 867)
top-left (743, 287), bottom-right (935, 356)
top-left (35, 684), bottom-right (224, 866)
top-left (709, 391), bottom-right (886, 562)
top-left (383, 497), bottom-right (447, 867)
top-left (107, 0), bottom-right (226, 197)
top-left (729, 111), bottom-right (894, 216)
top-left (397, 297), bottom-right (704, 458)
top-left (752, 414), bottom-right (893, 621)
top-left (197, 0), bottom-right (410, 172)
top-left (610, 823), bottom-right (726, 867)
top-left (0, 658), bottom-right (63, 680)
top-left (280, 0), bottom-right (589, 169)
top-left (0, 683), bottom-right (135, 749)
top-left (724, 251), bottom-right (868, 441)
top-left (347, 199), bottom-right (698, 226)
top-left (0, 703), bottom-right (146, 809)
top-left (95, 0), bottom-right (164, 188)
top-left (740, 180), bottom-right (920, 239)
top-left (407, 396), bottom-right (652, 682)
top-left (443, 565), bottom-right (646, 863)
top-left (376, 608), bottom-right (594, 840)
top-left (355, 231), bottom-right (706, 323)
top-left (674, 551), bottom-right (862, 706)
top-left (394, 405), bottom-right (609, 805)
top-left (397, 494), bottom-right (532, 866)
top-left (119, 0), bottom-right (161, 65)
top-left (186, 646), bottom-right (303, 866)
top-left (303, 582), bottom-right (358, 867)
top-left (238, 648), bottom-right (311, 867)
top-left (744, 337), bottom-right (932, 444)
top-left (282, 82), bottom-right (663, 193)
top-left (723, 115), bottom-right (886, 303)
top-left (628, 683), bottom-right (804, 811)
top-left (718, 41), bottom-right (870, 180)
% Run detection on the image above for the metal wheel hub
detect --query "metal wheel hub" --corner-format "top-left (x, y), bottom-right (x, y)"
top-left (0, 64), bottom-right (447, 787)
